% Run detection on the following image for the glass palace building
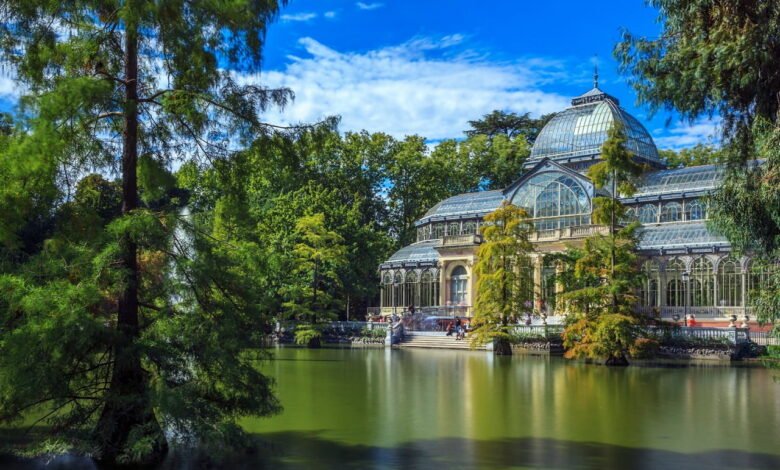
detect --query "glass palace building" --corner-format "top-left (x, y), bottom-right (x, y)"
top-left (374, 84), bottom-right (766, 326)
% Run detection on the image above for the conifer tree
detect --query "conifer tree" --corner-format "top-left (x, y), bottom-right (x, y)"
top-left (470, 201), bottom-right (534, 355)
top-left (281, 213), bottom-right (347, 348)
top-left (560, 122), bottom-right (644, 366)
top-left (0, 1), bottom-right (291, 463)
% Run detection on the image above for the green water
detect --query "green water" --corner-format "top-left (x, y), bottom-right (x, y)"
top-left (239, 347), bottom-right (780, 469)
top-left (2, 347), bottom-right (779, 469)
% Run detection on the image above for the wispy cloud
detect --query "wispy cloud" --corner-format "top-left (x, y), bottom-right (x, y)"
top-left (280, 12), bottom-right (318, 22)
top-left (324, 11), bottom-right (337, 19)
top-left (653, 118), bottom-right (721, 150)
top-left (246, 36), bottom-right (569, 140)
top-left (356, 2), bottom-right (384, 11)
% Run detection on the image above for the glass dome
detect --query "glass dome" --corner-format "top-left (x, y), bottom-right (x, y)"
top-left (528, 87), bottom-right (661, 167)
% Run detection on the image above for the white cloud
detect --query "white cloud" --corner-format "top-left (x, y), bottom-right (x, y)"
top-left (0, 70), bottom-right (21, 101)
top-left (324, 11), bottom-right (337, 19)
top-left (356, 2), bottom-right (384, 11)
top-left (653, 118), bottom-right (721, 150)
top-left (249, 36), bottom-right (569, 140)
top-left (280, 12), bottom-right (318, 22)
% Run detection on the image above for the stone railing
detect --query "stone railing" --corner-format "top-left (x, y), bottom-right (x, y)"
top-left (529, 225), bottom-right (611, 243)
top-left (636, 306), bottom-right (750, 319)
top-left (418, 305), bottom-right (472, 317)
top-left (511, 324), bottom-right (565, 337)
top-left (442, 234), bottom-right (482, 247)
top-left (647, 326), bottom-right (750, 345)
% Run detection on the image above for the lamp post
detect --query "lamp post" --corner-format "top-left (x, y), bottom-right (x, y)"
top-left (681, 270), bottom-right (690, 328)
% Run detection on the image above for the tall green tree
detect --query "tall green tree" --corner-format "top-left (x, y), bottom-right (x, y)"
top-left (0, 0), bottom-right (290, 463)
top-left (470, 202), bottom-right (534, 355)
top-left (560, 122), bottom-right (644, 366)
top-left (465, 110), bottom-right (555, 144)
top-left (281, 213), bottom-right (347, 348)
top-left (658, 144), bottom-right (724, 169)
top-left (616, 0), bottom-right (780, 335)
top-left (587, 122), bottom-right (644, 310)
top-left (615, 0), bottom-right (780, 153)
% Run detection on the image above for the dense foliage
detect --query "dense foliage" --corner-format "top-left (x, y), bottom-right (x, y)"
top-left (470, 202), bottom-right (534, 355)
top-left (559, 123), bottom-right (644, 366)
top-left (658, 144), bottom-right (723, 169)
top-left (617, 0), bottom-right (780, 340)
top-left (0, 0), bottom-right (292, 463)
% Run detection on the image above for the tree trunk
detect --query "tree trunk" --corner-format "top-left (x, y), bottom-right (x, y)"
top-left (605, 354), bottom-right (629, 367)
top-left (493, 338), bottom-right (513, 356)
top-left (94, 18), bottom-right (167, 464)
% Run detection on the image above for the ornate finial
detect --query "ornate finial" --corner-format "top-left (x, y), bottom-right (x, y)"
top-left (594, 62), bottom-right (599, 89)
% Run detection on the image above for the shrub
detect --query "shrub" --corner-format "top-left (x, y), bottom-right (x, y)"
top-left (294, 324), bottom-right (322, 345)
top-left (629, 337), bottom-right (660, 359)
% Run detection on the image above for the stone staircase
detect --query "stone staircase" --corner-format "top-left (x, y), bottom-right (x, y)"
top-left (398, 332), bottom-right (487, 351)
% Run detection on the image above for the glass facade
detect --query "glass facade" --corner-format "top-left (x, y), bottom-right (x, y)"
top-left (510, 171), bottom-right (591, 230)
top-left (660, 202), bottom-right (683, 223)
top-left (665, 259), bottom-right (687, 307)
top-left (691, 257), bottom-right (715, 307)
top-left (634, 165), bottom-right (723, 197)
top-left (685, 200), bottom-right (707, 221)
top-left (377, 84), bottom-right (767, 322)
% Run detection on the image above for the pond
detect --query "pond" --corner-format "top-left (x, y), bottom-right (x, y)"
top-left (2, 347), bottom-right (780, 469)
top-left (237, 347), bottom-right (780, 469)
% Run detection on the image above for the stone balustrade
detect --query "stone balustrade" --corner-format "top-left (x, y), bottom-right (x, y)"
top-left (529, 225), bottom-right (611, 242)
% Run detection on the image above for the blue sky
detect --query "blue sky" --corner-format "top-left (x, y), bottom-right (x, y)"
top-left (0, 1), bottom-right (718, 150)
top-left (252, 0), bottom-right (718, 149)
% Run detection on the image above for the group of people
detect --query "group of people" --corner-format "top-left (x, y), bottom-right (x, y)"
top-left (446, 317), bottom-right (467, 340)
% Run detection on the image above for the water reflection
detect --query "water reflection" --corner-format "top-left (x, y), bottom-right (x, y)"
top-left (241, 348), bottom-right (780, 469)
top-left (2, 348), bottom-right (779, 469)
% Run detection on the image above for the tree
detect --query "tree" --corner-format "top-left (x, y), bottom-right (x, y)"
top-left (470, 202), bottom-right (534, 355)
top-left (465, 110), bottom-right (555, 144)
top-left (616, 0), bottom-right (780, 346)
top-left (615, 0), bottom-right (780, 154)
top-left (658, 144), bottom-right (724, 169)
top-left (0, 1), bottom-right (291, 463)
top-left (587, 122), bottom-right (644, 311)
top-left (559, 122), bottom-right (644, 366)
top-left (281, 213), bottom-right (347, 348)
top-left (558, 228), bottom-right (643, 365)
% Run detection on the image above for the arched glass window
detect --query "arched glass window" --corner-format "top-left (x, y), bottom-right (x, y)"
top-left (717, 257), bottom-right (742, 307)
top-left (510, 172), bottom-right (590, 229)
top-left (393, 271), bottom-right (404, 307)
top-left (462, 221), bottom-right (477, 235)
top-left (381, 272), bottom-right (393, 307)
top-left (665, 258), bottom-right (687, 307)
top-left (685, 200), bottom-right (706, 221)
top-left (404, 271), bottom-right (418, 308)
top-left (449, 265), bottom-right (468, 305)
top-left (447, 222), bottom-right (460, 237)
top-left (746, 259), bottom-right (776, 305)
top-left (640, 260), bottom-right (660, 307)
top-left (623, 206), bottom-right (638, 224)
top-left (431, 224), bottom-right (444, 239)
top-left (691, 257), bottom-right (714, 307)
top-left (638, 204), bottom-right (658, 224)
top-left (420, 270), bottom-right (433, 307)
top-left (660, 202), bottom-right (683, 223)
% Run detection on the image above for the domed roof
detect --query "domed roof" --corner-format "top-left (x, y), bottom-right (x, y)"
top-left (528, 87), bottom-right (661, 167)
